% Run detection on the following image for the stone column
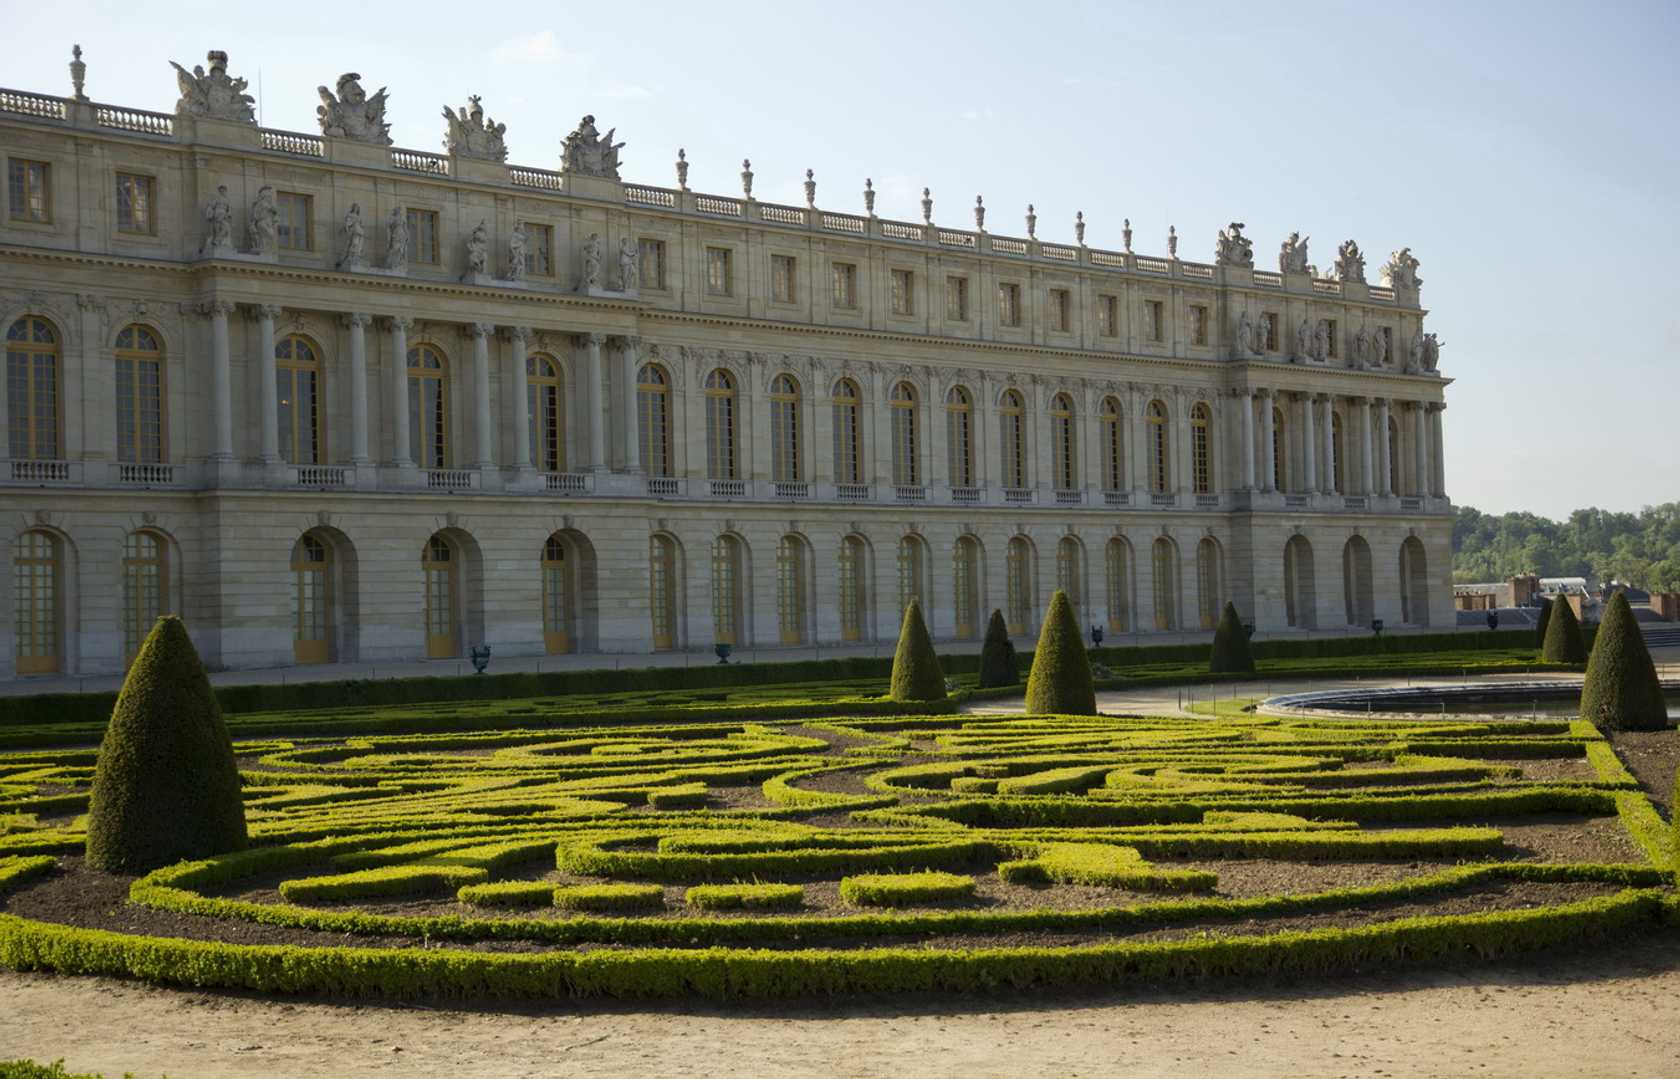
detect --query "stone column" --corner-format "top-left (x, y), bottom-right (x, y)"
top-left (470, 323), bottom-right (494, 469)
top-left (345, 313), bottom-right (371, 465)
top-left (1259, 390), bottom-right (1276, 493)
top-left (1239, 388), bottom-right (1255, 491)
top-left (583, 333), bottom-right (607, 471)
top-left (386, 317), bottom-right (413, 467)
top-left (1376, 397), bottom-right (1392, 497)
top-left (251, 305), bottom-right (281, 464)
top-left (621, 336), bottom-right (642, 473)
top-left (507, 327), bottom-right (532, 470)
top-left (1429, 403), bottom-right (1446, 497)
top-left (1320, 395), bottom-right (1336, 494)
top-left (203, 300), bottom-right (235, 461)
top-left (1413, 402), bottom-right (1429, 498)
top-left (1360, 397), bottom-right (1375, 496)
top-left (1298, 392), bottom-right (1315, 494)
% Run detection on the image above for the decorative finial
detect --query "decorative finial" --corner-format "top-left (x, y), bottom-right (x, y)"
top-left (1075, 211), bottom-right (1086, 246)
top-left (803, 168), bottom-right (816, 208)
top-left (1167, 225), bottom-right (1178, 258)
top-left (1025, 203), bottom-right (1037, 239)
top-left (676, 148), bottom-right (689, 191)
top-left (69, 44), bottom-right (87, 102)
top-left (921, 187), bottom-right (933, 225)
top-left (740, 159), bottom-right (754, 199)
top-left (1122, 217), bottom-right (1133, 253)
top-left (863, 178), bottom-right (876, 217)
top-left (974, 195), bottom-right (986, 232)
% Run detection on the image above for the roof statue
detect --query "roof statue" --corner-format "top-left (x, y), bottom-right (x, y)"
top-left (1279, 231), bottom-right (1311, 275)
top-left (562, 115), bottom-right (624, 179)
top-left (1334, 239), bottom-right (1366, 284)
top-left (1383, 247), bottom-right (1422, 291)
top-left (171, 50), bottom-right (255, 123)
top-left (442, 95), bottom-right (508, 161)
top-left (317, 73), bottom-right (391, 145)
top-left (1214, 221), bottom-right (1254, 268)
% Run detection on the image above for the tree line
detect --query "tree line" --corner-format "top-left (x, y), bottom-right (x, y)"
top-left (1452, 503), bottom-right (1680, 591)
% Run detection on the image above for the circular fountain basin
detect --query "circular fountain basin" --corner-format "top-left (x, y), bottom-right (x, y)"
top-left (1261, 680), bottom-right (1680, 722)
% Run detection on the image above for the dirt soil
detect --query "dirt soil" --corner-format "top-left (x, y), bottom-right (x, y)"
top-left (1610, 730), bottom-right (1678, 819)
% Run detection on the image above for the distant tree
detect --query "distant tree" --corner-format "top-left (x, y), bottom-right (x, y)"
top-left (1209, 602), bottom-right (1255, 675)
top-left (1580, 592), bottom-right (1667, 731)
top-left (1024, 590), bottom-right (1096, 716)
top-left (1535, 597), bottom-right (1554, 649)
top-left (976, 609), bottom-right (1019, 688)
top-left (888, 599), bottom-right (946, 703)
top-left (1541, 594), bottom-right (1588, 665)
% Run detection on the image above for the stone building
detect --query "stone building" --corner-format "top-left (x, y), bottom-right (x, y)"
top-left (0, 50), bottom-right (1453, 678)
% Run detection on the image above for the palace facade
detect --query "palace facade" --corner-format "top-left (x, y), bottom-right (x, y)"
top-left (0, 51), bottom-right (1453, 678)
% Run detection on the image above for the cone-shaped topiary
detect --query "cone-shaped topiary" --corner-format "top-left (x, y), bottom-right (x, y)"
top-left (1580, 591), bottom-right (1668, 731)
top-left (1209, 602), bottom-right (1256, 675)
top-left (1025, 590), bottom-right (1097, 715)
top-left (85, 616), bottom-right (248, 872)
top-left (977, 609), bottom-right (1019, 688)
top-left (1535, 597), bottom-right (1554, 649)
top-left (1541, 593), bottom-right (1588, 664)
top-left (889, 599), bottom-right (946, 702)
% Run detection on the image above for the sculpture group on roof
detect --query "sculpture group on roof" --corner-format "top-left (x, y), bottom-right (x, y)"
top-left (443, 95), bottom-right (508, 162)
top-left (563, 115), bottom-right (624, 179)
top-left (317, 72), bottom-right (392, 145)
top-left (171, 50), bottom-right (255, 123)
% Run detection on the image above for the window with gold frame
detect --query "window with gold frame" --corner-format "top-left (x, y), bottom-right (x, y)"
top-left (944, 385), bottom-right (973, 488)
top-left (541, 535), bottom-right (573, 654)
top-left (838, 535), bottom-right (865, 642)
top-left (6, 316), bottom-right (60, 461)
top-left (896, 535), bottom-right (925, 618)
top-left (7, 159), bottom-right (50, 223)
top-left (406, 209), bottom-right (440, 264)
top-left (1005, 536), bottom-right (1032, 636)
top-left (1100, 396), bottom-right (1123, 491)
top-left (649, 534), bottom-right (678, 649)
top-left (704, 368), bottom-right (737, 480)
top-left (831, 378), bottom-right (862, 485)
top-left (711, 534), bottom-right (743, 646)
top-left (769, 373), bottom-right (801, 483)
top-left (1057, 536), bottom-right (1083, 626)
top-left (637, 363), bottom-right (672, 477)
top-left (1051, 392), bottom-right (1076, 490)
top-left (776, 535), bottom-right (806, 644)
top-left (407, 344), bottom-right (450, 468)
top-left (952, 536), bottom-right (979, 640)
top-left (14, 530), bottom-right (61, 674)
top-left (999, 389), bottom-right (1025, 489)
top-left (889, 381), bottom-right (918, 486)
top-left (1196, 537), bottom-right (1222, 630)
top-left (422, 535), bottom-right (457, 658)
top-left (276, 334), bottom-right (321, 465)
top-left (114, 324), bottom-right (164, 464)
top-left (122, 530), bottom-right (167, 663)
top-left (1105, 537), bottom-right (1133, 633)
top-left (276, 192), bottom-right (312, 251)
top-left (115, 172), bottom-right (155, 234)
top-left (291, 533), bottom-right (331, 664)
top-left (527, 353), bottom-right (564, 472)
top-left (1191, 402), bottom-right (1212, 495)
top-left (1152, 536), bottom-right (1179, 631)
top-left (1147, 399), bottom-right (1170, 494)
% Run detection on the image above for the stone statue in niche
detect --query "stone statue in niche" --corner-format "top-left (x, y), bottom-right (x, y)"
top-left (246, 185), bottom-right (278, 254)
top-left (172, 50), bottom-right (255, 123)
top-left (1311, 320), bottom-right (1330, 363)
top-left (618, 236), bottom-right (638, 291)
top-left (1422, 332), bottom-right (1443, 372)
top-left (1235, 311), bottom-right (1254, 359)
top-left (562, 115), bottom-right (624, 179)
top-left (442, 95), bottom-right (508, 161)
top-left (1383, 247), bottom-right (1422, 291)
top-left (201, 184), bottom-right (234, 256)
top-left (1353, 326), bottom-right (1371, 368)
top-left (1407, 328), bottom-right (1425, 373)
top-left (1294, 317), bottom-right (1311, 362)
top-left (384, 207), bottom-right (410, 272)
top-left (463, 220), bottom-right (489, 278)
top-left (507, 222), bottom-right (527, 281)
top-left (1334, 239), bottom-right (1366, 284)
top-left (1279, 231), bottom-right (1311, 275)
top-left (338, 202), bottom-right (366, 270)
top-left (1214, 221), bottom-right (1253, 267)
top-left (317, 73), bottom-right (392, 146)
top-left (582, 233), bottom-right (603, 290)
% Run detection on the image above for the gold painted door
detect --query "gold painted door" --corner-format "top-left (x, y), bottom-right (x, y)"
top-left (542, 540), bottom-right (571, 654)
top-left (424, 538), bottom-right (457, 658)
top-left (292, 536), bottom-right (331, 665)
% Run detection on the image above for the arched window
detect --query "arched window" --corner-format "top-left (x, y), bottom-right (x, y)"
top-left (1195, 537), bottom-right (1221, 630)
top-left (1400, 537), bottom-right (1429, 626)
top-left (1272, 407), bottom-right (1288, 492)
top-left (999, 389), bottom-right (1026, 489)
top-left (1343, 536), bottom-right (1374, 627)
top-left (122, 530), bottom-right (167, 663)
top-left (1051, 393), bottom-right (1076, 491)
top-left (1100, 397), bottom-right (1124, 492)
top-left (776, 535), bottom-right (807, 644)
top-left (276, 334), bottom-right (321, 465)
top-left (769, 373), bottom-right (801, 483)
top-left (1283, 535), bottom-right (1316, 629)
top-left (1105, 537), bottom-right (1133, 633)
top-left (832, 378), bottom-right (862, 486)
top-left (705, 368), bottom-right (737, 480)
top-left (6, 316), bottom-right (60, 461)
top-left (1151, 536), bottom-right (1179, 631)
top-left (1147, 400), bottom-right (1170, 494)
top-left (542, 535), bottom-right (573, 653)
top-left (14, 530), bottom-right (61, 674)
top-left (711, 534), bottom-right (744, 645)
top-left (1331, 411), bottom-right (1345, 495)
top-left (945, 385), bottom-right (973, 488)
top-left (115, 324), bottom-right (164, 464)
top-left (407, 344), bottom-right (449, 469)
top-left (638, 363), bottom-right (672, 477)
top-left (1056, 536), bottom-right (1083, 626)
top-left (422, 534), bottom-right (457, 658)
top-left (896, 534), bottom-right (925, 616)
top-left (527, 353), bottom-right (564, 473)
top-left (953, 536), bottom-right (980, 640)
top-left (1191, 403), bottom-right (1212, 495)
top-left (890, 382), bottom-right (918, 486)
top-left (649, 534), bottom-right (678, 649)
top-left (292, 533), bottom-right (331, 664)
top-left (1006, 536), bottom-right (1033, 635)
top-left (838, 535), bottom-right (866, 642)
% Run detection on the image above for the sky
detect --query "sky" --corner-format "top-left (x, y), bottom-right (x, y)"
top-left (7, 0), bottom-right (1677, 520)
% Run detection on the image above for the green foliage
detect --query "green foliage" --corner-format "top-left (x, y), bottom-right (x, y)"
top-left (1024, 591), bottom-right (1096, 716)
top-left (684, 883), bottom-right (804, 911)
top-left (1452, 502), bottom-right (1680, 591)
top-left (278, 865), bottom-right (488, 902)
top-left (1209, 602), bottom-right (1255, 675)
top-left (977, 610), bottom-right (1019, 688)
top-left (551, 883), bottom-right (664, 913)
top-left (1581, 592), bottom-right (1668, 732)
top-left (1535, 597), bottom-right (1554, 649)
top-left (1541, 596), bottom-right (1588, 664)
top-left (0, 1062), bottom-right (132, 1079)
top-left (998, 843), bottom-right (1218, 892)
top-left (456, 881), bottom-right (556, 908)
top-left (888, 600), bottom-right (946, 703)
top-left (838, 870), bottom-right (976, 907)
top-left (84, 617), bottom-right (248, 872)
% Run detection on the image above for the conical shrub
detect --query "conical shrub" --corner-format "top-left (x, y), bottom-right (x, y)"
top-left (1581, 591), bottom-right (1667, 731)
top-left (86, 616), bottom-right (248, 872)
top-left (977, 609), bottom-right (1019, 688)
top-left (1535, 597), bottom-right (1554, 649)
top-left (1209, 602), bottom-right (1255, 674)
top-left (1025, 590), bottom-right (1096, 715)
top-left (889, 599), bottom-right (946, 702)
top-left (1541, 594), bottom-right (1588, 664)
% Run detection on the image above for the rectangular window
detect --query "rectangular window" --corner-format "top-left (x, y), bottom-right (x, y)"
top-left (946, 276), bottom-right (969, 321)
top-left (998, 282), bottom-right (1022, 327)
top-left (706, 247), bottom-right (733, 295)
top-left (1097, 294), bottom-right (1118, 337)
top-left (1049, 288), bottom-right (1071, 332)
top-left (406, 209), bottom-right (439, 265)
top-left (638, 238), bottom-right (667, 290)
top-left (1264, 312), bottom-right (1280, 352)
top-left (525, 223), bottom-right (553, 276)
top-left (890, 268), bottom-right (913, 315)
top-left (275, 192), bottom-right (312, 251)
top-left (1147, 300), bottom-right (1165, 342)
top-left (1326, 318), bottom-right (1339, 358)
top-left (831, 262), bottom-right (857, 309)
top-left (115, 172), bottom-right (155, 235)
top-left (1190, 305), bottom-right (1209, 346)
top-left (771, 254), bottom-right (796, 303)
top-left (7, 159), bottom-right (50, 223)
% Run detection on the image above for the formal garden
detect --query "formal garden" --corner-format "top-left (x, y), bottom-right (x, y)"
top-left (0, 594), bottom-right (1674, 1006)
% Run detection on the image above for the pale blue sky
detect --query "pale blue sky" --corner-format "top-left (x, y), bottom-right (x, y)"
top-left (8, 0), bottom-right (1677, 519)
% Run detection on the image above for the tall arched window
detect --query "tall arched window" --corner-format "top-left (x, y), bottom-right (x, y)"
top-left (422, 534), bottom-right (457, 658)
top-left (638, 363), bottom-right (672, 477)
top-left (1400, 536), bottom-right (1430, 626)
top-left (407, 344), bottom-right (449, 469)
top-left (6, 316), bottom-right (60, 461)
top-left (769, 373), bottom-right (801, 483)
top-left (776, 535), bottom-right (807, 644)
top-left (1272, 407), bottom-right (1288, 492)
top-left (527, 353), bottom-right (564, 473)
top-left (649, 534), bottom-right (678, 649)
top-left (953, 536), bottom-right (980, 640)
top-left (542, 535), bottom-right (573, 653)
top-left (1147, 400), bottom-right (1170, 494)
top-left (1191, 403), bottom-right (1212, 495)
top-left (1056, 536), bottom-right (1083, 626)
top-left (999, 389), bottom-right (1026, 489)
top-left (890, 382), bottom-right (918, 486)
top-left (291, 533), bottom-right (331, 664)
top-left (14, 530), bottom-right (61, 674)
top-left (1331, 411), bottom-right (1345, 494)
top-left (1100, 396), bottom-right (1124, 492)
top-left (115, 324), bottom-right (164, 464)
top-left (1051, 393), bottom-right (1076, 491)
top-left (945, 385), bottom-right (973, 488)
top-left (276, 334), bottom-right (321, 465)
top-left (704, 368), bottom-right (738, 480)
top-left (896, 535), bottom-right (925, 616)
top-left (832, 378), bottom-right (862, 485)
top-left (1151, 536), bottom-right (1179, 631)
top-left (1195, 537), bottom-right (1221, 629)
top-left (1342, 535), bottom-right (1374, 627)
top-left (1006, 536), bottom-right (1033, 635)
top-left (1105, 537), bottom-right (1133, 633)
top-left (122, 530), bottom-right (167, 663)
top-left (711, 534), bottom-right (744, 645)
top-left (838, 535), bottom-right (866, 642)
top-left (1283, 535), bottom-right (1316, 629)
